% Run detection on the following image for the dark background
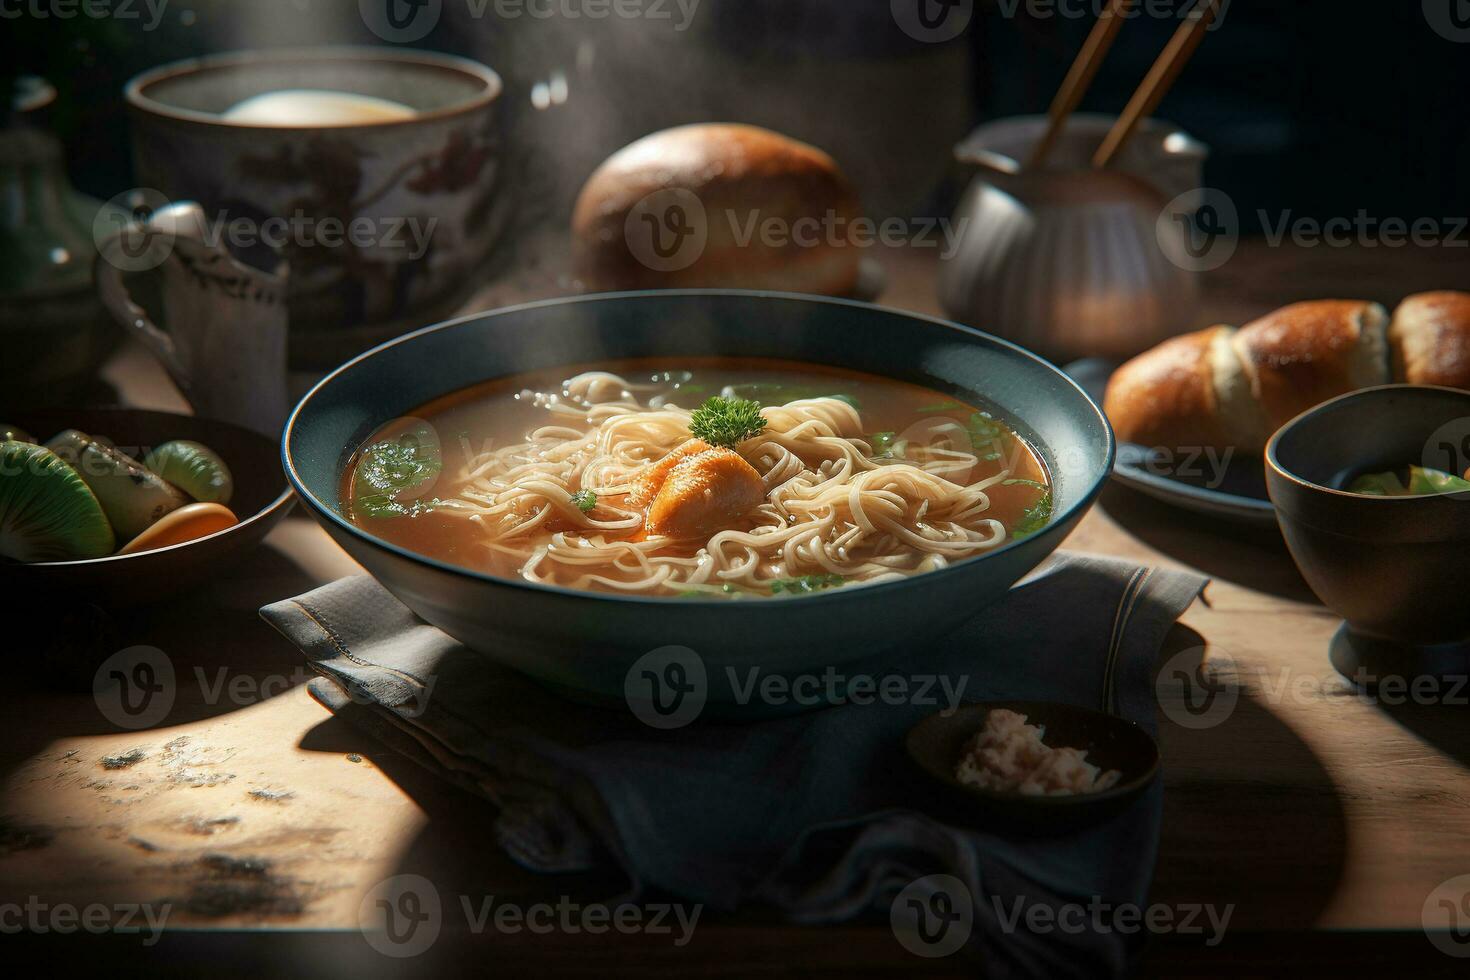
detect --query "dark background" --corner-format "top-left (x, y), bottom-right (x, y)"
top-left (7, 0), bottom-right (1470, 233)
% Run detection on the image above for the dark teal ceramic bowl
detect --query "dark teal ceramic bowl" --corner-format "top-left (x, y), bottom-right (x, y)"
top-left (283, 291), bottom-right (1114, 707)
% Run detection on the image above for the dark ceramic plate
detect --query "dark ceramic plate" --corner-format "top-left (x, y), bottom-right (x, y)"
top-left (1, 408), bottom-right (294, 606)
top-left (1065, 359), bottom-right (1276, 526)
top-left (906, 700), bottom-right (1160, 831)
top-left (285, 291), bottom-right (1115, 710)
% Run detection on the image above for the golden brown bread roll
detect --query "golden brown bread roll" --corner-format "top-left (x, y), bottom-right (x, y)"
top-left (1101, 325), bottom-right (1265, 453)
top-left (571, 123), bottom-right (862, 296)
top-left (1231, 300), bottom-right (1390, 432)
top-left (1105, 298), bottom-right (1400, 453)
top-left (1390, 291), bottom-right (1470, 389)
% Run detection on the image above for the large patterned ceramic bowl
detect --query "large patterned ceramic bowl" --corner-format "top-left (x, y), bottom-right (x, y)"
top-left (125, 46), bottom-right (505, 368)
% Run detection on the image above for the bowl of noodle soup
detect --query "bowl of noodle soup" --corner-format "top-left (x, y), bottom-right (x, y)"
top-left (284, 291), bottom-right (1113, 711)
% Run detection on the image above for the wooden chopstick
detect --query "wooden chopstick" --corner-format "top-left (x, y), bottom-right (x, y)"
top-left (1027, 0), bottom-right (1136, 171)
top-left (1091, 0), bottom-right (1222, 170)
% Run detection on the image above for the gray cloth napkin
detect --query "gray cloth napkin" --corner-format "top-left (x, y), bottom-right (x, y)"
top-left (261, 552), bottom-right (1204, 977)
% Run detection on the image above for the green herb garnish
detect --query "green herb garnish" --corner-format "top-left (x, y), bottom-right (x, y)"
top-left (1011, 489), bottom-right (1053, 541)
top-left (770, 573), bottom-right (845, 594)
top-left (570, 489), bottom-right (598, 513)
top-left (676, 583), bottom-right (739, 598)
top-left (689, 396), bottom-right (767, 449)
top-left (353, 426), bottom-right (443, 519)
top-left (966, 412), bottom-right (1014, 458)
top-left (868, 431), bottom-right (900, 460)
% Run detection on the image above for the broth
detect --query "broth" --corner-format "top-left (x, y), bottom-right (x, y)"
top-left (343, 358), bottom-right (1050, 597)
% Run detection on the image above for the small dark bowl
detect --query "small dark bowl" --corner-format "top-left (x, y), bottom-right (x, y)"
top-left (906, 701), bottom-right (1159, 831)
top-left (284, 291), bottom-right (1115, 710)
top-left (1, 408), bottom-right (294, 606)
top-left (1266, 385), bottom-right (1470, 679)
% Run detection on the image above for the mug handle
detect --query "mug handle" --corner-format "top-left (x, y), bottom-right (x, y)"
top-left (93, 232), bottom-right (190, 385)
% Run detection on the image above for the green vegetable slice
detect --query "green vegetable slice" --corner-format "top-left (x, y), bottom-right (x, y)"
top-left (143, 440), bottom-right (234, 505)
top-left (1347, 471), bottom-right (1407, 496)
top-left (1407, 465), bottom-right (1470, 495)
top-left (570, 489), bottom-right (598, 513)
top-left (44, 430), bottom-right (187, 541)
top-left (1349, 466), bottom-right (1470, 496)
top-left (0, 441), bottom-right (115, 562)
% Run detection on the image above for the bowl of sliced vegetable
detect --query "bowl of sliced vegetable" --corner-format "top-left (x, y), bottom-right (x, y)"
top-left (1266, 384), bottom-right (1470, 682)
top-left (0, 409), bottom-right (293, 605)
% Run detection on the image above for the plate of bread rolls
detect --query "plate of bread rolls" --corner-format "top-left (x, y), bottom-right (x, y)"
top-left (1069, 291), bottom-right (1470, 525)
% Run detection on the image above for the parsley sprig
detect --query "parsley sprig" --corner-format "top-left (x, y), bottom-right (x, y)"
top-left (688, 396), bottom-right (767, 449)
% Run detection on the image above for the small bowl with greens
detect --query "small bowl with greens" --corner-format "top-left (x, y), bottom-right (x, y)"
top-left (1266, 385), bottom-right (1470, 682)
top-left (0, 408), bottom-right (293, 605)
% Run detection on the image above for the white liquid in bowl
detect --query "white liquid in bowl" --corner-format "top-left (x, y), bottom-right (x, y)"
top-left (221, 90), bottom-right (417, 126)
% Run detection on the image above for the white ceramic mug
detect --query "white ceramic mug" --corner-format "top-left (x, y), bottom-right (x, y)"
top-left (95, 201), bottom-right (290, 436)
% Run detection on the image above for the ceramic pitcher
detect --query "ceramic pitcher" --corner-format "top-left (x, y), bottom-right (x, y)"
top-left (939, 114), bottom-right (1208, 363)
top-left (94, 200), bottom-right (290, 436)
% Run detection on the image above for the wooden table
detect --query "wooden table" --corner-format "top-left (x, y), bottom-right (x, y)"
top-left (4, 241), bottom-right (1468, 975)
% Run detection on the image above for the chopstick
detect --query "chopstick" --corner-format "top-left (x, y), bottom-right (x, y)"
top-left (1091, 0), bottom-right (1222, 169)
top-left (1027, 0), bottom-right (1136, 171)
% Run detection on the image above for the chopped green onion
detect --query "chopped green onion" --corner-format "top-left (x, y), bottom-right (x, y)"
top-left (1011, 489), bottom-right (1053, 541)
top-left (570, 489), bottom-right (598, 513)
top-left (770, 573), bottom-right (845, 594)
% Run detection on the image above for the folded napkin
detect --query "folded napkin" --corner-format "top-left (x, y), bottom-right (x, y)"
top-left (262, 553), bottom-right (1204, 977)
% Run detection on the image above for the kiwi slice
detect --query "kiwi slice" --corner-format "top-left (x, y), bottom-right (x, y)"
top-left (44, 430), bottom-right (188, 541)
top-left (142, 440), bottom-right (234, 505)
top-left (0, 441), bottom-right (116, 562)
top-left (0, 424), bottom-right (34, 444)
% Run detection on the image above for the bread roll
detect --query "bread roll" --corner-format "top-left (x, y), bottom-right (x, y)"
top-left (1231, 300), bottom-right (1390, 432)
top-left (1389, 291), bottom-right (1470, 389)
top-left (571, 124), bottom-right (862, 296)
top-left (1104, 299), bottom-right (1394, 453)
top-left (1102, 325), bottom-right (1266, 452)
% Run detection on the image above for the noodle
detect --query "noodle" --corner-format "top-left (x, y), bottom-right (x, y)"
top-left (429, 371), bottom-right (1021, 596)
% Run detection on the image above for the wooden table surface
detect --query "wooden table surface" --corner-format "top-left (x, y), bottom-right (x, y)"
top-left (4, 241), bottom-right (1469, 974)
